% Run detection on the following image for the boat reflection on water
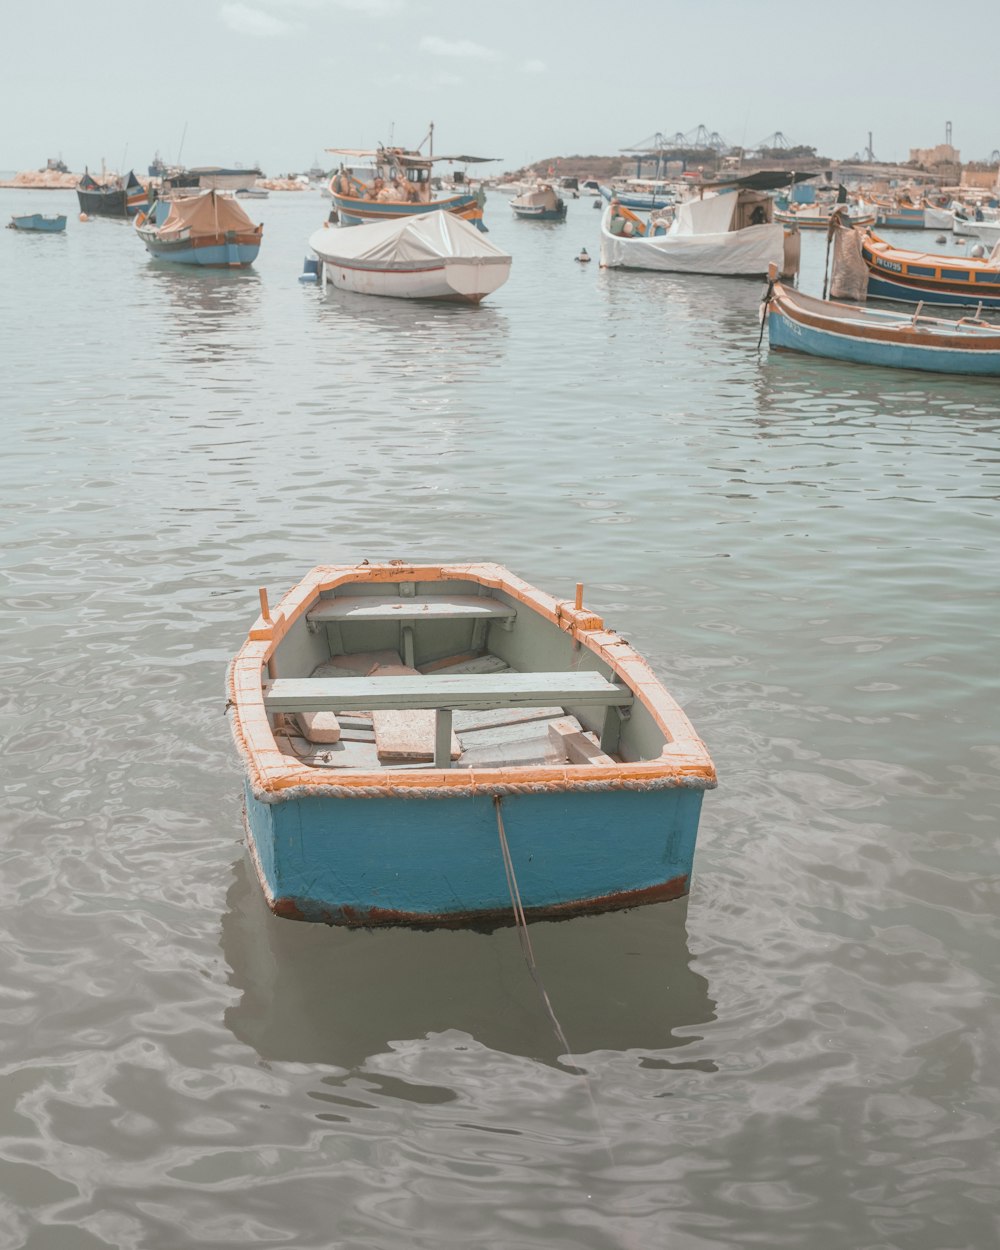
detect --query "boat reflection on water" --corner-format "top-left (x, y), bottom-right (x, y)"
top-left (140, 265), bottom-right (262, 363)
top-left (311, 280), bottom-right (510, 389)
top-left (221, 856), bottom-right (716, 1072)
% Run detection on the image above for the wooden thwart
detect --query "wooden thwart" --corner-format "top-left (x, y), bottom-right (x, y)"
top-left (306, 594), bottom-right (517, 624)
top-left (265, 671), bottom-right (633, 769)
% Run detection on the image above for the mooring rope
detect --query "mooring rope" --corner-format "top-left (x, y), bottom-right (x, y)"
top-left (493, 794), bottom-right (575, 1057)
top-left (492, 795), bottom-right (617, 1168)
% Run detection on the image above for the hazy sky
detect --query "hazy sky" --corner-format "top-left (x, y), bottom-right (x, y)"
top-left (3, 0), bottom-right (996, 175)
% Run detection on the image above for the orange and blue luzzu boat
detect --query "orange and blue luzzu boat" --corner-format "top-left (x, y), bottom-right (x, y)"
top-left (227, 562), bottom-right (716, 927)
top-left (861, 230), bottom-right (1000, 307)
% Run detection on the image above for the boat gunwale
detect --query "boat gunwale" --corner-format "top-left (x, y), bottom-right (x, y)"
top-left (227, 562), bottom-right (717, 799)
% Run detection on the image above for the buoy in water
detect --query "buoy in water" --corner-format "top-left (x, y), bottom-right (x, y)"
top-left (79, 212), bottom-right (89, 222)
top-left (576, 247), bottom-right (591, 263)
top-left (935, 234), bottom-right (947, 244)
top-left (299, 256), bottom-right (320, 283)
top-left (970, 243), bottom-right (986, 258)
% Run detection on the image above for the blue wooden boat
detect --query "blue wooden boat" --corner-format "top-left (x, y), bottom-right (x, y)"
top-left (8, 212), bottom-right (66, 233)
top-left (227, 561), bottom-right (716, 927)
top-left (762, 278), bottom-right (1000, 375)
top-left (860, 230), bottom-right (1000, 308)
top-left (134, 191), bottom-right (262, 267)
top-left (599, 182), bottom-right (676, 211)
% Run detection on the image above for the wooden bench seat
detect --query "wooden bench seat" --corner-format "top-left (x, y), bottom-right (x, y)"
top-left (264, 671), bottom-right (633, 768)
top-left (306, 594), bottom-right (517, 624)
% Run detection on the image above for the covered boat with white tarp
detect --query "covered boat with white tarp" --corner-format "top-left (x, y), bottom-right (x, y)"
top-left (135, 191), bottom-right (263, 267)
top-left (600, 188), bottom-right (799, 277)
top-left (308, 211), bottom-right (512, 303)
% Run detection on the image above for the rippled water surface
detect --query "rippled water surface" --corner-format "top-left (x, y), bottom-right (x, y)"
top-left (2, 185), bottom-right (998, 1249)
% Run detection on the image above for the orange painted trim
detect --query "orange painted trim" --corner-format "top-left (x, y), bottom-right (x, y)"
top-left (227, 562), bottom-right (718, 798)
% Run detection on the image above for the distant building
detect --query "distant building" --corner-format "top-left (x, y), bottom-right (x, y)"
top-left (910, 143), bottom-right (960, 167)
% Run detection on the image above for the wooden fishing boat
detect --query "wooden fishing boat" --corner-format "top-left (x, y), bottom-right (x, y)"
top-left (599, 180), bottom-right (677, 211)
top-left (762, 276), bottom-right (1000, 375)
top-left (510, 182), bottom-right (567, 221)
top-left (308, 212), bottom-right (511, 303)
top-left (326, 135), bottom-right (494, 231)
top-left (8, 212), bottom-right (66, 233)
top-left (134, 191), bottom-right (263, 268)
top-left (860, 229), bottom-right (1000, 307)
top-left (601, 190), bottom-right (800, 277)
top-left (227, 561), bottom-right (717, 927)
top-left (76, 169), bottom-right (147, 218)
top-left (773, 203), bottom-right (875, 231)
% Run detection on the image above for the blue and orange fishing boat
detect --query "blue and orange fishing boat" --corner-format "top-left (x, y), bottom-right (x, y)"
top-left (860, 229), bottom-right (1000, 307)
top-left (227, 561), bottom-right (716, 927)
top-left (326, 128), bottom-right (495, 232)
top-left (762, 276), bottom-right (1000, 376)
top-left (134, 191), bottom-right (263, 268)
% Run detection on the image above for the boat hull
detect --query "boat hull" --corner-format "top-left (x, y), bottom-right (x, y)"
top-left (318, 256), bottom-right (510, 303)
top-left (137, 229), bottom-right (262, 267)
top-left (331, 192), bottom-right (485, 231)
top-left (512, 205), bottom-right (567, 221)
top-left (243, 781), bottom-right (705, 927)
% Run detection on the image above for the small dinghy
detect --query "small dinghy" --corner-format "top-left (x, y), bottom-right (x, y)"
top-left (8, 213), bottom-right (67, 233)
top-left (227, 561), bottom-right (716, 927)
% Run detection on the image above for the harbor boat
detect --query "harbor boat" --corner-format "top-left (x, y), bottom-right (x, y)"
top-left (134, 191), bottom-right (263, 268)
top-left (186, 166), bottom-right (263, 192)
top-left (76, 169), bottom-right (148, 218)
top-left (874, 200), bottom-right (929, 230)
top-left (8, 212), bottom-right (67, 233)
top-left (510, 181), bottom-right (567, 221)
top-left (762, 274), bottom-right (1000, 376)
top-left (308, 211), bottom-right (511, 304)
top-left (599, 180), bottom-right (677, 211)
top-left (326, 136), bottom-right (494, 231)
top-left (226, 561), bottom-right (717, 927)
top-left (773, 202), bottom-right (875, 231)
top-left (601, 188), bottom-right (800, 277)
top-left (858, 229), bottom-right (1000, 307)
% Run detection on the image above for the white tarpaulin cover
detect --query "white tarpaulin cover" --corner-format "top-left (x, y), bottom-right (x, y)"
top-left (600, 205), bottom-right (786, 276)
top-left (670, 192), bottom-right (737, 236)
top-left (309, 211), bottom-right (510, 269)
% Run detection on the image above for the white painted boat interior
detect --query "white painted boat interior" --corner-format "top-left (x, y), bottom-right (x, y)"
top-left (266, 578), bottom-right (668, 771)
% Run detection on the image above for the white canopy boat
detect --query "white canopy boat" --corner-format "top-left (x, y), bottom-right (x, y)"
top-left (600, 188), bottom-right (800, 278)
top-left (308, 211), bottom-right (512, 303)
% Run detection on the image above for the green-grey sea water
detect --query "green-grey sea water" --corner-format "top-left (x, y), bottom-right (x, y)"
top-left (1, 183), bottom-right (998, 1249)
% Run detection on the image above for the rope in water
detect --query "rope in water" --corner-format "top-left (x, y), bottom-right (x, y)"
top-left (492, 795), bottom-right (617, 1168)
top-left (493, 794), bottom-right (574, 1059)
